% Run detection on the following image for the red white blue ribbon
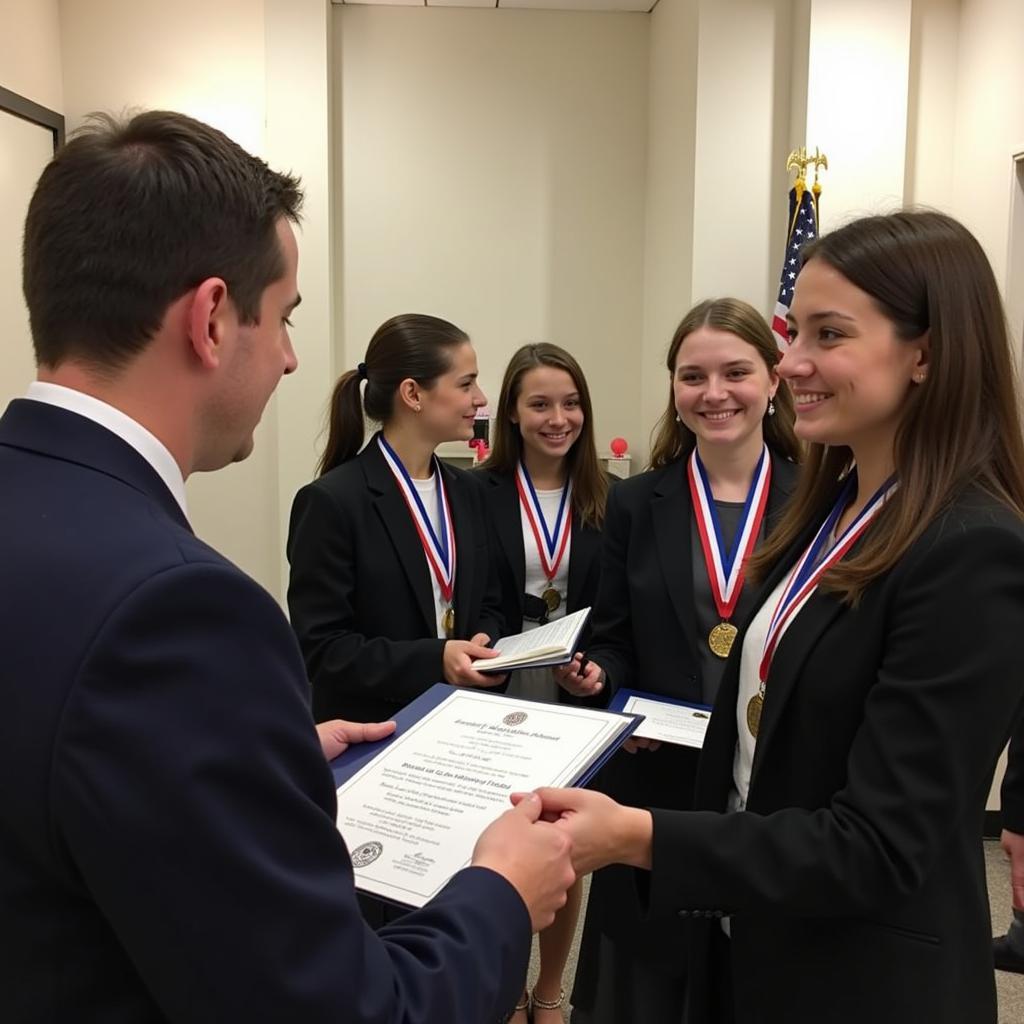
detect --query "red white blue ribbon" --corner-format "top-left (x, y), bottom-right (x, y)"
top-left (515, 461), bottom-right (572, 583)
top-left (758, 472), bottom-right (897, 684)
top-left (378, 436), bottom-right (456, 604)
top-left (688, 444), bottom-right (772, 623)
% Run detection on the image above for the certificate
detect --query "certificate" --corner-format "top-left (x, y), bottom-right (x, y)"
top-left (609, 688), bottom-right (713, 749)
top-left (332, 685), bottom-right (639, 908)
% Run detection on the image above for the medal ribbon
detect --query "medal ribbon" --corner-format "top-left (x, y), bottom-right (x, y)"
top-left (688, 444), bottom-right (772, 623)
top-left (758, 472), bottom-right (897, 684)
top-left (378, 436), bottom-right (456, 605)
top-left (515, 461), bottom-right (572, 584)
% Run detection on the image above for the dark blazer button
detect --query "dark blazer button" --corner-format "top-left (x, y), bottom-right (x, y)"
top-left (677, 910), bottom-right (691, 918)
top-left (714, 910), bottom-right (724, 918)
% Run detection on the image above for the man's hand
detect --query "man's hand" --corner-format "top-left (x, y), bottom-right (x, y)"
top-left (443, 634), bottom-right (508, 688)
top-left (553, 653), bottom-right (604, 698)
top-left (517, 787), bottom-right (653, 876)
top-left (1001, 828), bottom-right (1024, 910)
top-left (316, 719), bottom-right (396, 762)
top-left (472, 792), bottom-right (575, 932)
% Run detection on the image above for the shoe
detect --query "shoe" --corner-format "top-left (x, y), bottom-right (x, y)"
top-left (503, 992), bottom-right (531, 1024)
top-left (993, 934), bottom-right (1024, 974)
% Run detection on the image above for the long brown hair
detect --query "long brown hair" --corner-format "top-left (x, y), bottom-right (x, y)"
top-left (750, 210), bottom-right (1024, 603)
top-left (480, 343), bottom-right (609, 529)
top-left (648, 297), bottom-right (801, 468)
top-left (318, 314), bottom-right (469, 476)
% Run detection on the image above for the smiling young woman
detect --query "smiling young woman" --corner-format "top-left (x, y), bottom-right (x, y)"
top-left (533, 211), bottom-right (1024, 1024)
top-left (555, 298), bottom-right (801, 1024)
top-left (286, 313), bottom-right (509, 731)
top-left (475, 342), bottom-right (609, 1024)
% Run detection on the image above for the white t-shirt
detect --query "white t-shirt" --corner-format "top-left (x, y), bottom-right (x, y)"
top-left (521, 486), bottom-right (571, 630)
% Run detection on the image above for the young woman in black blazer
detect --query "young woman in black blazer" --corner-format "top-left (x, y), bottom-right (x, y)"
top-left (557, 299), bottom-right (800, 1024)
top-left (287, 314), bottom-right (506, 728)
top-left (476, 343), bottom-right (610, 1024)
top-left (538, 211), bottom-right (1024, 1024)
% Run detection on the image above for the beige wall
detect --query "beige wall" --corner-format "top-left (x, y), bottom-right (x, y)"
top-left (335, 6), bottom-right (650, 460)
top-left (0, 0), bottom-right (63, 110)
top-left (945, 0), bottom-right (1024, 812)
top-left (639, 0), bottom-right (699, 463)
top-left (690, 0), bottom-right (796, 311)
top-left (804, 0), bottom-right (912, 231)
top-left (0, 0), bottom-right (64, 410)
top-left (55, 0), bottom-right (334, 603)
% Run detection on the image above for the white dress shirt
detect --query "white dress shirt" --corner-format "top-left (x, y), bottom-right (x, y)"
top-left (25, 381), bottom-right (189, 518)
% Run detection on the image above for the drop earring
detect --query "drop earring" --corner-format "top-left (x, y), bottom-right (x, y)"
top-left (768, 398), bottom-right (776, 417)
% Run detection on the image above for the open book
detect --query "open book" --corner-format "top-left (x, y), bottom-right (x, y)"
top-left (472, 606), bottom-right (591, 673)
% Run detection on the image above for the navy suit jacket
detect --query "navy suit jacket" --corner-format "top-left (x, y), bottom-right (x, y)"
top-left (0, 399), bottom-right (529, 1023)
top-left (288, 436), bottom-right (506, 724)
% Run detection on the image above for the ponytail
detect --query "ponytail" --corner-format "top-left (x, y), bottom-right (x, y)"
top-left (316, 313), bottom-right (469, 476)
top-left (318, 370), bottom-right (365, 476)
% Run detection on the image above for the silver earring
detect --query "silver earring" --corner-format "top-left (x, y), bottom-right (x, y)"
top-left (768, 398), bottom-right (776, 417)
top-left (675, 414), bottom-right (681, 423)
top-left (913, 373), bottom-right (925, 384)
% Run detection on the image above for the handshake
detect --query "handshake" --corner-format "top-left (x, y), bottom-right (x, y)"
top-left (317, 718), bottom-right (653, 933)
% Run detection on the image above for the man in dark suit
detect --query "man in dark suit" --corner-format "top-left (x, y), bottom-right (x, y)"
top-left (0, 109), bottom-right (573, 1024)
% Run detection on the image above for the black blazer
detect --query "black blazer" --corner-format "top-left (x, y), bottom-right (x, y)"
top-left (577, 452), bottom-right (797, 966)
top-left (474, 466), bottom-right (604, 648)
top-left (287, 434), bottom-right (505, 723)
top-left (644, 489), bottom-right (1024, 1024)
top-left (0, 400), bottom-right (530, 1024)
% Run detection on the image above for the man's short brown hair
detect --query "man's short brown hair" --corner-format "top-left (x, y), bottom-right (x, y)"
top-left (23, 110), bottom-right (304, 371)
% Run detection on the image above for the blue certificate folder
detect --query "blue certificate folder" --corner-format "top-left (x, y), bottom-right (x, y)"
top-left (330, 683), bottom-right (644, 792)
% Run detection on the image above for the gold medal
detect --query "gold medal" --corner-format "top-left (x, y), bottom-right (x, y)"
top-left (441, 606), bottom-right (455, 638)
top-left (708, 621), bottom-right (737, 658)
top-left (542, 587), bottom-right (561, 613)
top-left (746, 692), bottom-right (763, 737)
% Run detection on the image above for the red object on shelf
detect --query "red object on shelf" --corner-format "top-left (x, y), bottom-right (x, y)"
top-left (468, 438), bottom-right (489, 460)
top-left (610, 437), bottom-right (628, 458)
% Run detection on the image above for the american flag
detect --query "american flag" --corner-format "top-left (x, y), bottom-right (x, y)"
top-left (771, 184), bottom-right (818, 349)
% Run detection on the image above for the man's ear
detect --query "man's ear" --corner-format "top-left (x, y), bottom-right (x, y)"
top-left (187, 278), bottom-right (232, 370)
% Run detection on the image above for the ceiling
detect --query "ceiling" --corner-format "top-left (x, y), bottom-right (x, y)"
top-left (332, 0), bottom-right (655, 12)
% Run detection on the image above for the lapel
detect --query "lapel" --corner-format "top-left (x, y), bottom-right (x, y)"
top-left (765, 453), bottom-right (799, 530)
top-left (0, 398), bottom-right (192, 533)
top-left (567, 507), bottom-right (600, 612)
top-left (747, 477), bottom-right (850, 783)
top-left (361, 436), bottom-right (437, 635)
top-left (650, 461), bottom-right (700, 665)
top-left (486, 470), bottom-right (526, 599)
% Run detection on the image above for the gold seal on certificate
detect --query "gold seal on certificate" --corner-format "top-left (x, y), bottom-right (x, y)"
top-left (708, 621), bottom-right (737, 658)
top-left (441, 606), bottom-right (455, 638)
top-left (542, 587), bottom-right (561, 613)
top-left (746, 692), bottom-right (763, 737)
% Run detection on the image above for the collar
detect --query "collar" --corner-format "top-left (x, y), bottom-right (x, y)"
top-left (25, 381), bottom-right (188, 518)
